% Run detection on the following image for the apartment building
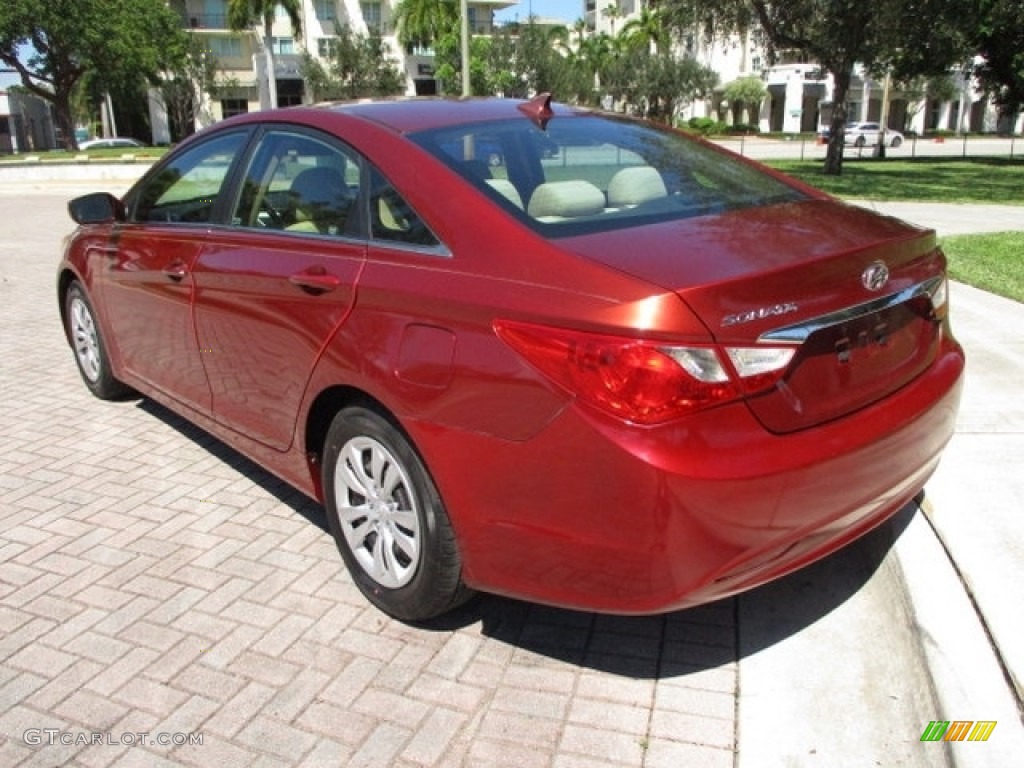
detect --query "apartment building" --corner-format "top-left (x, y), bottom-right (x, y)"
top-left (166, 0), bottom-right (516, 130)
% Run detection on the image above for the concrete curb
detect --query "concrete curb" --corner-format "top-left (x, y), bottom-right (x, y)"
top-left (893, 502), bottom-right (1024, 766)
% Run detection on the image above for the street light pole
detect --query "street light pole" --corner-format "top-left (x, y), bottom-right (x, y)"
top-left (874, 71), bottom-right (891, 159)
top-left (460, 0), bottom-right (471, 97)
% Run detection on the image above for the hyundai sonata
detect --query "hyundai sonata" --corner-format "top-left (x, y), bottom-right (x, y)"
top-left (58, 95), bottom-right (963, 621)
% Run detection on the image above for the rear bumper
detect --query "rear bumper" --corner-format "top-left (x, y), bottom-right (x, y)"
top-left (416, 335), bottom-right (964, 614)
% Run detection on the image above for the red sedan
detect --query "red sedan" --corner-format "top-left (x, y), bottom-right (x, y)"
top-left (58, 95), bottom-right (964, 621)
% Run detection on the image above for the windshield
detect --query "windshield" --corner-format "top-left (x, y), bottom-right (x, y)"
top-left (409, 114), bottom-right (807, 237)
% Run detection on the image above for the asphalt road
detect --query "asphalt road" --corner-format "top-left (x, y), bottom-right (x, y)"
top-left (1, 190), bottom-right (1020, 767)
top-left (711, 135), bottom-right (1022, 162)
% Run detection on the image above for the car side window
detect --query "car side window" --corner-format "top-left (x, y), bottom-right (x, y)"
top-left (232, 130), bottom-right (362, 237)
top-left (132, 132), bottom-right (247, 224)
top-left (369, 169), bottom-right (440, 248)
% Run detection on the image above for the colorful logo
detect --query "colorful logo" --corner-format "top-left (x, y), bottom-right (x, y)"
top-left (920, 721), bottom-right (997, 742)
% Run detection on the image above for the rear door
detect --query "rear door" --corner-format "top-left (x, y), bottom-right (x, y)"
top-left (192, 128), bottom-right (366, 451)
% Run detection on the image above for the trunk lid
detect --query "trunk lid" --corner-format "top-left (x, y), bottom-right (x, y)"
top-left (562, 199), bottom-right (948, 433)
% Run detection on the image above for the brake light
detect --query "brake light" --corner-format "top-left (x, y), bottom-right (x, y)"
top-left (494, 320), bottom-right (794, 424)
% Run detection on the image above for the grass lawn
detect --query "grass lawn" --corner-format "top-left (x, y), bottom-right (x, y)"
top-left (766, 157), bottom-right (1024, 205)
top-left (768, 156), bottom-right (1024, 302)
top-left (0, 147), bottom-right (168, 162)
top-left (941, 231), bottom-right (1024, 303)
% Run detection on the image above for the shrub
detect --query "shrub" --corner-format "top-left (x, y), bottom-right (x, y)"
top-left (685, 117), bottom-right (727, 136)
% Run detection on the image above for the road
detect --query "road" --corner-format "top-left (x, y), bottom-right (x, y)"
top-left (0, 190), bottom-right (1020, 767)
top-left (711, 135), bottom-right (1022, 162)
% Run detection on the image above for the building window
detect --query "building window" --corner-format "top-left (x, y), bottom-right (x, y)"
top-left (314, 0), bottom-right (336, 21)
top-left (273, 37), bottom-right (295, 55)
top-left (204, 0), bottom-right (227, 27)
top-left (318, 37), bottom-right (339, 57)
top-left (361, 2), bottom-right (382, 33)
top-left (221, 99), bottom-right (248, 119)
top-left (208, 36), bottom-right (242, 58)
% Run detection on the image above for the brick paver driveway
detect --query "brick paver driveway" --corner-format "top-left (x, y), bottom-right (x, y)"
top-left (0, 192), bottom-right (737, 767)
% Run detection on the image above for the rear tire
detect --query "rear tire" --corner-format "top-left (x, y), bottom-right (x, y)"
top-left (854, 136), bottom-right (866, 148)
top-left (890, 136), bottom-right (903, 148)
top-left (322, 406), bottom-right (472, 621)
top-left (64, 282), bottom-right (130, 400)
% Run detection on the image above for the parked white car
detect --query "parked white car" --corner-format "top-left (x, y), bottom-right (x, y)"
top-left (78, 137), bottom-right (145, 150)
top-left (844, 122), bottom-right (904, 148)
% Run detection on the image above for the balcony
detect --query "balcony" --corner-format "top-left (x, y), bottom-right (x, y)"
top-left (181, 13), bottom-right (229, 30)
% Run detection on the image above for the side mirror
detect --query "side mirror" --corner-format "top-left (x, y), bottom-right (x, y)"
top-left (68, 193), bottom-right (125, 225)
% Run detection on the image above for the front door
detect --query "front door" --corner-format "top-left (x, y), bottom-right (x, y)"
top-left (101, 130), bottom-right (250, 413)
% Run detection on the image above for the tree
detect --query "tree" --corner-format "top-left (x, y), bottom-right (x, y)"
top-left (722, 75), bottom-right (766, 126)
top-left (393, 0), bottom-right (458, 49)
top-left (158, 34), bottom-right (226, 141)
top-left (576, 32), bottom-right (617, 99)
top-left (605, 47), bottom-right (718, 124)
top-left (969, 0), bottom-right (1024, 127)
top-left (0, 0), bottom-right (186, 150)
top-left (227, 0), bottom-right (302, 110)
top-left (660, 0), bottom-right (969, 174)
top-left (301, 23), bottom-right (404, 101)
top-left (601, 4), bottom-right (622, 36)
top-left (620, 7), bottom-right (669, 54)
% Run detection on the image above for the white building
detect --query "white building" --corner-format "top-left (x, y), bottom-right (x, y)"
top-left (166, 0), bottom-right (518, 132)
top-left (584, 0), bottom-right (1022, 135)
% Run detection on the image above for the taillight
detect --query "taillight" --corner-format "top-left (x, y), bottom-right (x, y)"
top-left (929, 275), bottom-right (949, 320)
top-left (494, 320), bottom-right (794, 425)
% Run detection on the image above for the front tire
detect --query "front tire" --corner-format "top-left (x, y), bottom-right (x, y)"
top-left (322, 406), bottom-right (471, 621)
top-left (890, 136), bottom-right (903, 148)
top-left (854, 136), bottom-right (866, 148)
top-left (64, 282), bottom-right (130, 400)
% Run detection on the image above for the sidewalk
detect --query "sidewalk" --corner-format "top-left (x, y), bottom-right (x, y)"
top-left (920, 282), bottom-right (1024, 703)
top-left (852, 201), bottom-right (1024, 706)
top-left (850, 200), bottom-right (1024, 236)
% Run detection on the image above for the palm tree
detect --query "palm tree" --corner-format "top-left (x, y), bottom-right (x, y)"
top-left (620, 7), bottom-right (667, 54)
top-left (571, 17), bottom-right (587, 48)
top-left (601, 3), bottom-right (621, 35)
top-left (228, 0), bottom-right (303, 109)
top-left (577, 32), bottom-right (616, 96)
top-left (393, 0), bottom-right (458, 50)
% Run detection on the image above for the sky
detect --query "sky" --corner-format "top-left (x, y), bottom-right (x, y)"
top-left (496, 0), bottom-right (585, 24)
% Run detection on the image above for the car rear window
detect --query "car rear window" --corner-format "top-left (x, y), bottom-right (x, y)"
top-left (409, 114), bottom-right (807, 237)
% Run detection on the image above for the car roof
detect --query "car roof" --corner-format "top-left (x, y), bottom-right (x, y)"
top-left (317, 97), bottom-right (591, 134)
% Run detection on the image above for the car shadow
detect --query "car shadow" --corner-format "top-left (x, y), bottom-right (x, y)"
top-left (136, 395), bottom-right (916, 682)
top-left (135, 398), bottom-right (330, 534)
top-left (422, 501), bottom-right (917, 680)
